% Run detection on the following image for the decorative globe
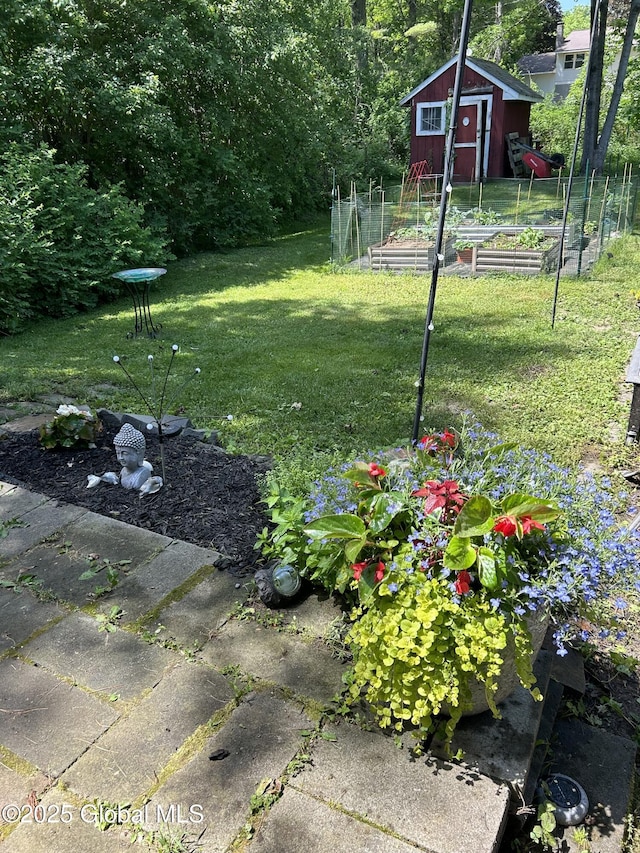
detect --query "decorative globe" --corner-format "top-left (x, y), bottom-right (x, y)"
top-left (272, 564), bottom-right (301, 597)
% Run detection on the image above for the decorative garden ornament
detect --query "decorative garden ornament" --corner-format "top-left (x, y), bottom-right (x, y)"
top-left (113, 424), bottom-right (153, 490)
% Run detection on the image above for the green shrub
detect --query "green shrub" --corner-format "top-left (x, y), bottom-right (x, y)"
top-left (39, 405), bottom-right (102, 450)
top-left (0, 144), bottom-right (172, 334)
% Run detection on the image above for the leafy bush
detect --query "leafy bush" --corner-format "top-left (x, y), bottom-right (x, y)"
top-left (0, 144), bottom-right (171, 334)
top-left (39, 405), bottom-right (102, 450)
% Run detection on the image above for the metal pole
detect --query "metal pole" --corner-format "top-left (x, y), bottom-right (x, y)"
top-left (551, 6), bottom-right (600, 328)
top-left (411, 0), bottom-right (474, 442)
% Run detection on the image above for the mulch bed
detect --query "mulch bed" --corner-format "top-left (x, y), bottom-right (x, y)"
top-left (0, 428), bottom-right (271, 576)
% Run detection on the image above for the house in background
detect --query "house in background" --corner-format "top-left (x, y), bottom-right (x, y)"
top-left (518, 24), bottom-right (637, 101)
top-left (518, 26), bottom-right (590, 100)
top-left (400, 56), bottom-right (542, 182)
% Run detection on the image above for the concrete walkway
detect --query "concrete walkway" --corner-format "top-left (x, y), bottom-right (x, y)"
top-left (0, 469), bottom-right (635, 852)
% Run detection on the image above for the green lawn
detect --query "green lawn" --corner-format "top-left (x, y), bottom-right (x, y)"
top-left (1, 218), bottom-right (639, 490)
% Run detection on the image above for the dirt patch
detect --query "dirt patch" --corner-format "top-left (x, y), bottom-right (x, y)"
top-left (0, 428), bottom-right (271, 576)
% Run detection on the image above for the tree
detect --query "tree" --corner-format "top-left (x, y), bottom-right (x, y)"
top-left (591, 0), bottom-right (640, 171)
top-left (581, 0), bottom-right (640, 173)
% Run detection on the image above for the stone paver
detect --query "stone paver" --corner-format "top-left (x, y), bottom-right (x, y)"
top-left (149, 572), bottom-right (246, 647)
top-left (433, 651), bottom-right (552, 788)
top-left (0, 415), bottom-right (50, 434)
top-left (146, 690), bottom-right (311, 852)
top-left (0, 787), bottom-right (133, 853)
top-left (62, 662), bottom-right (234, 802)
top-left (249, 787), bottom-right (423, 853)
top-left (0, 764), bottom-right (50, 814)
top-left (281, 592), bottom-right (347, 639)
top-left (551, 719), bottom-right (636, 853)
top-left (0, 503), bottom-right (87, 559)
top-left (1, 545), bottom-right (104, 607)
top-left (293, 720), bottom-right (510, 853)
top-left (96, 539), bottom-right (224, 623)
top-left (0, 484), bottom-right (49, 522)
top-left (21, 612), bottom-right (178, 701)
top-left (0, 659), bottom-right (118, 777)
top-left (58, 511), bottom-right (171, 569)
top-left (201, 619), bottom-right (346, 704)
top-left (0, 588), bottom-right (66, 652)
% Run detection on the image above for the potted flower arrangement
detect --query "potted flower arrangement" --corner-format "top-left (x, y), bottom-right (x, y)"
top-left (453, 239), bottom-right (476, 264)
top-left (257, 422), bottom-right (638, 745)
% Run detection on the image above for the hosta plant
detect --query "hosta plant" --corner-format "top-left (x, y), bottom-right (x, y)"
top-left (39, 405), bottom-right (101, 450)
top-left (258, 422), bottom-right (639, 744)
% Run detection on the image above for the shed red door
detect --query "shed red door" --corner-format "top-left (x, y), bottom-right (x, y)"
top-left (454, 103), bottom-right (478, 181)
top-left (453, 96), bottom-right (492, 182)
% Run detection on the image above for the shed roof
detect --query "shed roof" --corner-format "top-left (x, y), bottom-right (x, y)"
top-left (400, 56), bottom-right (543, 105)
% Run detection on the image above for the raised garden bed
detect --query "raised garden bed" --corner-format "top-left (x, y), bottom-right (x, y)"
top-left (368, 237), bottom-right (455, 271)
top-left (474, 230), bottom-right (564, 274)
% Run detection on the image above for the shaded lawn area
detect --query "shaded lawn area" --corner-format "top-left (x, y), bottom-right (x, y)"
top-left (1, 219), bottom-right (639, 489)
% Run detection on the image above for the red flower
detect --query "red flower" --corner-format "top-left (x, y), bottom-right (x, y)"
top-left (521, 515), bottom-right (546, 534)
top-left (493, 514), bottom-right (546, 538)
top-left (374, 560), bottom-right (385, 583)
top-left (418, 434), bottom-right (438, 452)
top-left (454, 570), bottom-right (472, 595)
top-left (352, 561), bottom-right (368, 581)
top-left (493, 515), bottom-right (518, 537)
top-left (440, 430), bottom-right (456, 448)
top-left (368, 462), bottom-right (387, 479)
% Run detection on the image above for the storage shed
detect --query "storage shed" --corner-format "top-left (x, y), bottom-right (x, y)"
top-left (400, 56), bottom-right (543, 182)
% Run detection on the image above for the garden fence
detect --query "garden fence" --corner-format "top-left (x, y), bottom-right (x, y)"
top-left (330, 171), bottom-right (638, 276)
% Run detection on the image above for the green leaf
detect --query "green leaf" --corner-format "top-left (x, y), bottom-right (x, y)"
top-left (304, 514), bottom-right (366, 540)
top-left (344, 537), bottom-right (366, 563)
top-left (485, 442), bottom-right (518, 457)
top-left (443, 536), bottom-right (477, 570)
top-left (358, 564), bottom-right (379, 605)
top-left (79, 569), bottom-right (98, 580)
top-left (342, 462), bottom-right (377, 488)
top-left (500, 494), bottom-right (559, 522)
top-left (453, 495), bottom-right (494, 537)
top-left (369, 491), bottom-right (404, 534)
top-left (477, 547), bottom-right (499, 589)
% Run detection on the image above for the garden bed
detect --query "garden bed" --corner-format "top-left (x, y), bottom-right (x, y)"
top-left (474, 232), bottom-right (563, 274)
top-left (368, 237), bottom-right (455, 271)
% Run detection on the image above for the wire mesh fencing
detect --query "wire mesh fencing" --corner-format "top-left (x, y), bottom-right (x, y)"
top-left (330, 170), bottom-right (638, 276)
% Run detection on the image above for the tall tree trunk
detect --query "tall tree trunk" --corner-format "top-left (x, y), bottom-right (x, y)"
top-left (581, 0), bottom-right (608, 172)
top-left (494, 0), bottom-right (503, 63)
top-left (592, 0), bottom-right (640, 172)
top-left (352, 0), bottom-right (366, 26)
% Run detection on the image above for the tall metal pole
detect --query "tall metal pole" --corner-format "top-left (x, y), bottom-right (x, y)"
top-left (411, 0), bottom-right (474, 442)
top-left (550, 4), bottom-right (600, 327)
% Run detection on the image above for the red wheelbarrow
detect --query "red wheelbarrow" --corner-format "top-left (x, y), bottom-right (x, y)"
top-left (521, 144), bottom-right (565, 178)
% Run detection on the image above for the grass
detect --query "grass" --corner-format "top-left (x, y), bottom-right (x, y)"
top-left (1, 217), bottom-right (639, 493)
top-left (2, 216), bottom-right (640, 850)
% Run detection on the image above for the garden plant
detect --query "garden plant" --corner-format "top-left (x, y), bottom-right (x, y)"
top-left (258, 422), bottom-right (638, 744)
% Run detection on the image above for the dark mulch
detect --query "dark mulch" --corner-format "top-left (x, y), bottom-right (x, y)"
top-left (0, 428), bottom-right (271, 575)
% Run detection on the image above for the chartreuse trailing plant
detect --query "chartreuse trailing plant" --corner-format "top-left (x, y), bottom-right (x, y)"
top-left (39, 404), bottom-right (102, 450)
top-left (258, 421), bottom-right (639, 745)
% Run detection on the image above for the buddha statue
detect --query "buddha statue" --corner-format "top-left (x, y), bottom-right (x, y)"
top-left (113, 423), bottom-right (152, 490)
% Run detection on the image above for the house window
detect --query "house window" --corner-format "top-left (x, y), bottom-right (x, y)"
top-left (563, 52), bottom-right (586, 70)
top-left (417, 102), bottom-right (445, 135)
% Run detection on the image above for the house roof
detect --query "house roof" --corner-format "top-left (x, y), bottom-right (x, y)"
top-left (518, 52), bottom-right (556, 75)
top-left (558, 29), bottom-right (590, 53)
top-left (400, 56), bottom-right (543, 105)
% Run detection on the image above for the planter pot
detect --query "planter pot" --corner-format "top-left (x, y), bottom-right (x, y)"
top-left (456, 248), bottom-right (474, 264)
top-left (460, 610), bottom-right (549, 716)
